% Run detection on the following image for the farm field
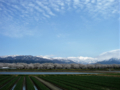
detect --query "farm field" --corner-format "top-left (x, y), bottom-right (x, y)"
top-left (0, 74), bottom-right (120, 90)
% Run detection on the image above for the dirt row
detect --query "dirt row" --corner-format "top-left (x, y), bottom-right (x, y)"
top-left (34, 76), bottom-right (62, 90)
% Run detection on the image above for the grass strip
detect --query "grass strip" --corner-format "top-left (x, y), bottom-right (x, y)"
top-left (14, 76), bottom-right (24, 90)
top-left (30, 76), bottom-right (50, 90)
top-left (44, 76), bottom-right (104, 90)
top-left (1, 76), bottom-right (19, 90)
top-left (39, 76), bottom-right (78, 90)
top-left (0, 76), bottom-right (11, 82)
top-left (0, 76), bottom-right (14, 87)
top-left (26, 76), bottom-right (35, 90)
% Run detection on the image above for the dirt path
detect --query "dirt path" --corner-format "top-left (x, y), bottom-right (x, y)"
top-left (34, 76), bottom-right (62, 90)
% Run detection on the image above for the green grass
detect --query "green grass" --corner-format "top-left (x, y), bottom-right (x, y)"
top-left (30, 76), bottom-right (50, 90)
top-left (0, 74), bottom-right (120, 90)
top-left (14, 76), bottom-right (24, 90)
top-left (1, 76), bottom-right (19, 90)
top-left (38, 76), bottom-right (79, 90)
top-left (0, 76), bottom-right (11, 82)
top-left (0, 76), bottom-right (14, 87)
top-left (26, 76), bottom-right (35, 90)
top-left (39, 75), bottom-right (120, 90)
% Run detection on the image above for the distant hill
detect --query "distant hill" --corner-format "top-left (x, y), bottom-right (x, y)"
top-left (0, 55), bottom-right (75, 64)
top-left (96, 58), bottom-right (120, 64)
top-left (0, 55), bottom-right (120, 64)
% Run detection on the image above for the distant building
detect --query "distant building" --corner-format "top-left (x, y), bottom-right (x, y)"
top-left (1, 67), bottom-right (9, 69)
top-left (0, 67), bottom-right (16, 69)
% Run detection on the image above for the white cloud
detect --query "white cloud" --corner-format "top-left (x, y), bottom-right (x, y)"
top-left (68, 49), bottom-right (120, 63)
top-left (28, 3), bottom-right (50, 18)
top-left (74, 0), bottom-right (80, 6)
top-left (36, 55), bottom-right (56, 60)
top-left (0, 0), bottom-right (119, 19)
top-left (66, 56), bottom-right (97, 64)
top-left (36, 49), bottom-right (120, 64)
top-left (65, 0), bottom-right (71, 9)
top-left (0, 0), bottom-right (119, 20)
top-left (36, 0), bottom-right (55, 16)
top-left (0, 0), bottom-right (119, 37)
top-left (85, 0), bottom-right (90, 4)
top-left (91, 0), bottom-right (95, 3)
top-left (97, 49), bottom-right (120, 60)
top-left (49, 1), bottom-right (60, 12)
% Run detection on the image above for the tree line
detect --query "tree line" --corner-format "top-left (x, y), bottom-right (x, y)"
top-left (0, 63), bottom-right (120, 70)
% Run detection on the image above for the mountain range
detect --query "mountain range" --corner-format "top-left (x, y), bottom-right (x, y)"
top-left (96, 58), bottom-right (120, 64)
top-left (0, 55), bottom-right (75, 64)
top-left (0, 55), bottom-right (120, 64)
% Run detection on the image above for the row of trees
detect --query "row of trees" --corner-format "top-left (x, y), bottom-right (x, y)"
top-left (0, 63), bottom-right (120, 70)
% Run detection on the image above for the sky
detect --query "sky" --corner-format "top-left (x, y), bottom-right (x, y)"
top-left (0, 0), bottom-right (119, 59)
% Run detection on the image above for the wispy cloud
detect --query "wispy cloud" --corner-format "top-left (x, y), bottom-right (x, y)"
top-left (36, 0), bottom-right (55, 16)
top-left (73, 0), bottom-right (80, 8)
top-left (1, 0), bottom-right (118, 19)
top-left (0, 0), bottom-right (119, 37)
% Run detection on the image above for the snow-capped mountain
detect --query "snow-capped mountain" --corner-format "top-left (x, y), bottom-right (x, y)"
top-left (0, 55), bottom-right (120, 64)
top-left (0, 55), bottom-right (75, 64)
top-left (95, 58), bottom-right (120, 64)
top-left (0, 49), bottom-right (119, 64)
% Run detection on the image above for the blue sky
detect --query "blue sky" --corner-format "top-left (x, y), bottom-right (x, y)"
top-left (0, 0), bottom-right (119, 58)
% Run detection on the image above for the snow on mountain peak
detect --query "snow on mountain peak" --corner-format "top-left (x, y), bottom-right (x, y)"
top-left (0, 49), bottom-right (119, 64)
